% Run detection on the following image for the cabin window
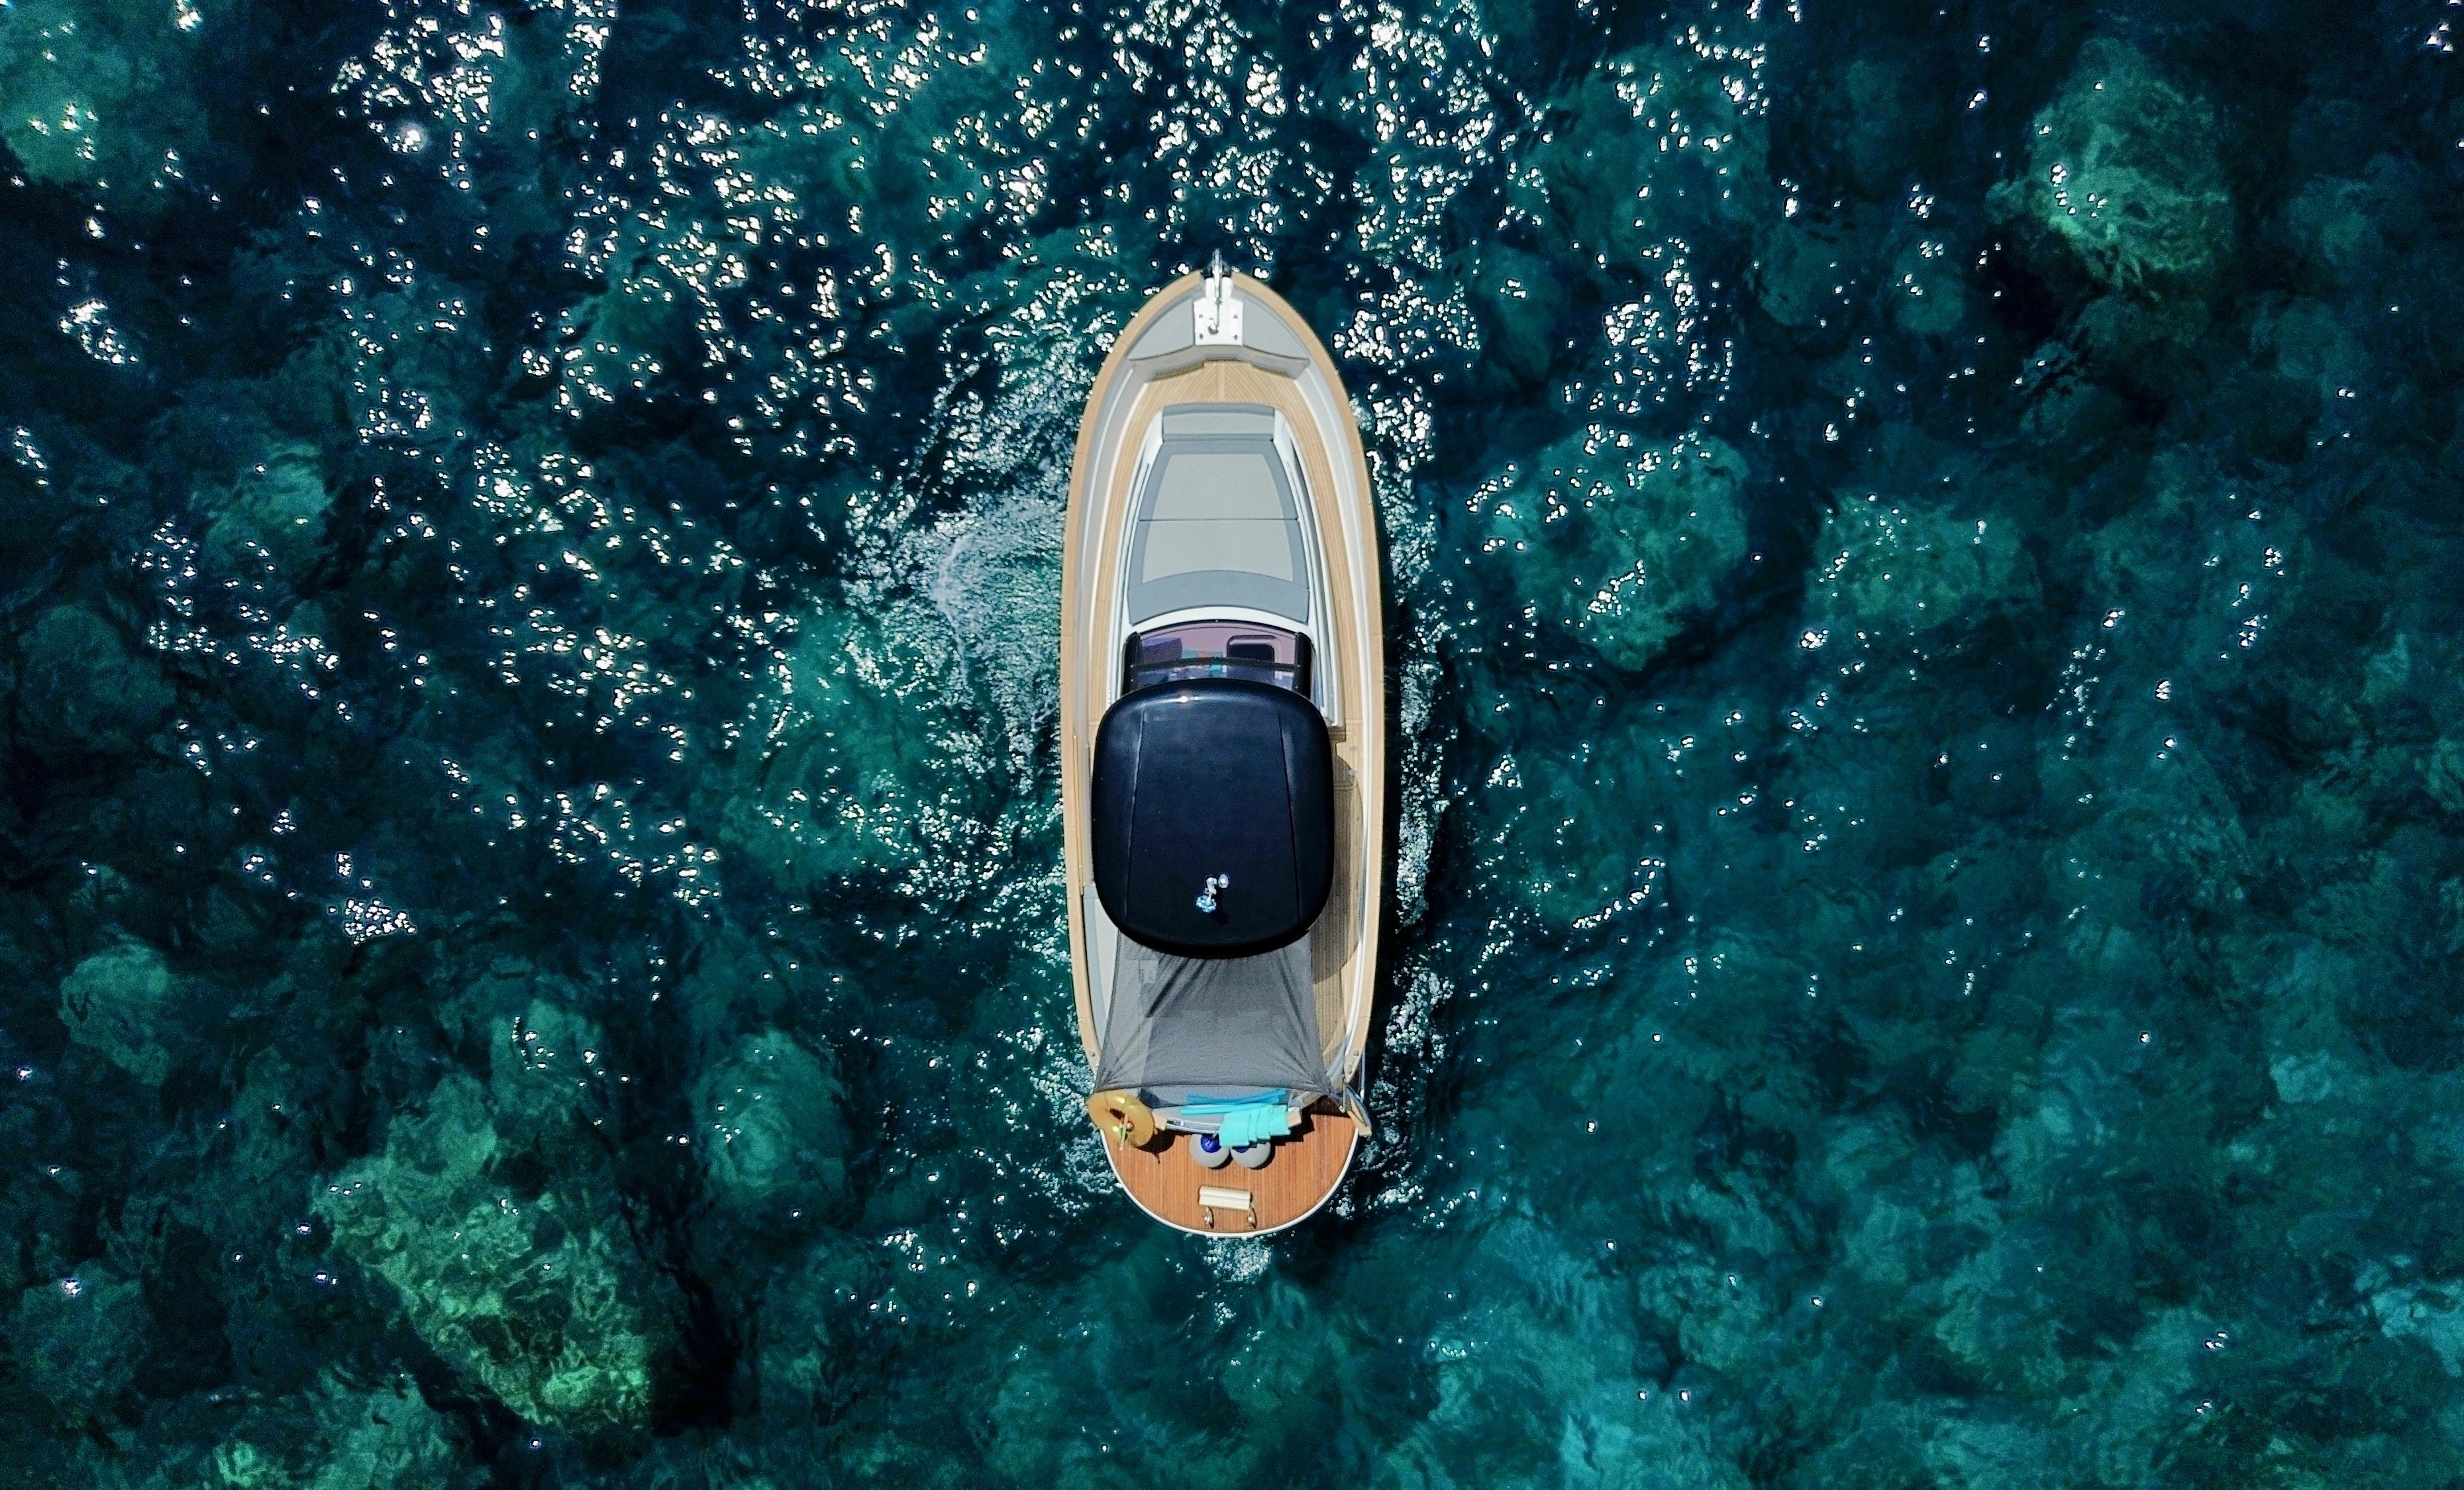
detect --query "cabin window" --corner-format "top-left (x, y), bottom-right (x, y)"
top-left (1123, 622), bottom-right (1311, 696)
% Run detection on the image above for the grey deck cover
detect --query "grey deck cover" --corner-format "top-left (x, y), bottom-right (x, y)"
top-left (1091, 934), bottom-right (1329, 1097)
top-left (1125, 405), bottom-right (1311, 624)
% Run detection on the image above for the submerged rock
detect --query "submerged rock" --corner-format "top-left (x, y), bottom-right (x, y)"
top-left (695, 1029), bottom-right (849, 1224)
top-left (2249, 296), bottom-right (2373, 419)
top-left (1468, 243), bottom-right (1573, 391)
top-left (2281, 157), bottom-right (2423, 292)
top-left (1467, 720), bottom-right (1672, 929)
top-left (152, 398), bottom-right (334, 578)
top-left (1989, 40), bottom-right (2233, 295)
top-left (707, 599), bottom-right (998, 894)
top-left (1887, 236), bottom-right (1971, 338)
top-left (0, 0), bottom-right (215, 197)
top-left (1804, 490), bottom-right (2032, 649)
top-left (1537, 45), bottom-right (1773, 273)
top-left (317, 1072), bottom-right (664, 1437)
top-left (11, 1265), bottom-right (150, 1416)
top-left (58, 939), bottom-right (180, 1085)
top-left (213, 441), bottom-right (331, 576)
top-left (1751, 213), bottom-right (1858, 332)
top-left (211, 1371), bottom-right (479, 1490)
top-left (1838, 58), bottom-right (1933, 199)
top-left (547, 273), bottom-right (703, 419)
top-left (485, 991), bottom-right (609, 1170)
top-left (1482, 430), bottom-right (1751, 671)
top-left (16, 603), bottom-right (172, 757)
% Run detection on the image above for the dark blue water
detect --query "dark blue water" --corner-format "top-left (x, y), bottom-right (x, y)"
top-left (7, 0), bottom-right (2464, 1481)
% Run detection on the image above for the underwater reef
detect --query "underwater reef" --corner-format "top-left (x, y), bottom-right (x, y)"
top-left (7, 0), bottom-right (2464, 1483)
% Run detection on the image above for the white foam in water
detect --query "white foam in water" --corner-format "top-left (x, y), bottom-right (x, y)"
top-left (1200, 1236), bottom-right (1276, 1284)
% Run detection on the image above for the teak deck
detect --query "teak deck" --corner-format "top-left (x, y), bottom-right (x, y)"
top-left (1061, 271), bottom-right (1384, 1236)
top-left (1101, 1104), bottom-right (1359, 1233)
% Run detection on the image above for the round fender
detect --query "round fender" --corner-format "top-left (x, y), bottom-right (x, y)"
top-left (1087, 1089), bottom-right (1158, 1148)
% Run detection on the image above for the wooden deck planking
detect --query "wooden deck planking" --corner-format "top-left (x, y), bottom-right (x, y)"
top-left (1102, 1103), bottom-right (1358, 1234)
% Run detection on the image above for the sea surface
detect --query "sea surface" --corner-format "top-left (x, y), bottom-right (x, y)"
top-left (5, 0), bottom-right (2464, 1483)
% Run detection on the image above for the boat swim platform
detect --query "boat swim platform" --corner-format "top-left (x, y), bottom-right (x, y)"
top-left (1100, 1099), bottom-right (1359, 1235)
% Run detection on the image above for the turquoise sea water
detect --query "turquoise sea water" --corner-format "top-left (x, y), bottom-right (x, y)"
top-left (7, 0), bottom-right (2464, 1481)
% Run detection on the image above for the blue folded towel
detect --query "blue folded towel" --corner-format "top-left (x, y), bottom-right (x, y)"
top-left (1178, 1090), bottom-right (1296, 1148)
top-left (1217, 1103), bottom-right (1294, 1148)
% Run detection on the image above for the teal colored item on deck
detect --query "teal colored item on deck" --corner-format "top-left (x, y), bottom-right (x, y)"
top-left (1179, 1091), bottom-right (1296, 1148)
top-left (1218, 1104), bottom-right (1294, 1148)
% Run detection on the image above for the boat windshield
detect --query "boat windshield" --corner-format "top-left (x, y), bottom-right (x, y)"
top-left (1123, 622), bottom-right (1310, 695)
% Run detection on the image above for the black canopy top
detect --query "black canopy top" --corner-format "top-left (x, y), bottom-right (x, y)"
top-left (1090, 678), bottom-right (1333, 959)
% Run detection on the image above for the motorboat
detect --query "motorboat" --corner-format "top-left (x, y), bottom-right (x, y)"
top-left (1061, 259), bottom-right (1385, 1234)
